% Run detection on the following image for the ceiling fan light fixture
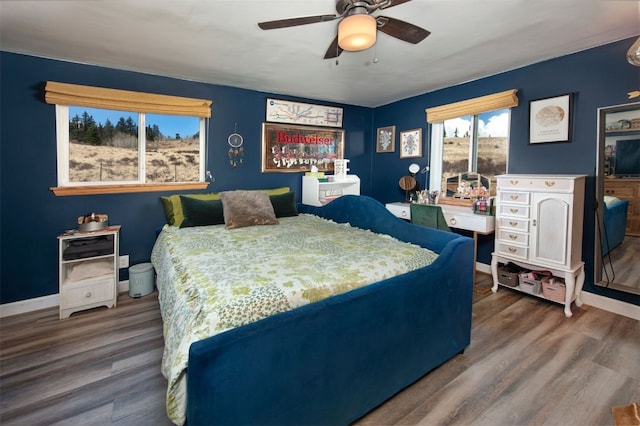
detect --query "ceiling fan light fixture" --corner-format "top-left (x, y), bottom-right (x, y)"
top-left (338, 14), bottom-right (377, 51)
top-left (626, 36), bottom-right (640, 66)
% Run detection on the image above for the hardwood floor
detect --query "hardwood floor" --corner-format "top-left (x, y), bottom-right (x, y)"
top-left (602, 235), bottom-right (640, 290)
top-left (1, 273), bottom-right (638, 425)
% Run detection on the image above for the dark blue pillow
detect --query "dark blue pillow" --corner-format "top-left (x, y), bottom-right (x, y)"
top-left (270, 192), bottom-right (298, 218)
top-left (179, 196), bottom-right (225, 228)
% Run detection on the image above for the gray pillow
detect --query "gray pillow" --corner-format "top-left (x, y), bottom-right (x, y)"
top-left (219, 190), bottom-right (279, 229)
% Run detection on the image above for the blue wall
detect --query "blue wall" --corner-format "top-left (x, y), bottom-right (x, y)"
top-left (372, 37), bottom-right (639, 305)
top-left (0, 52), bottom-right (372, 304)
top-left (2, 37), bottom-right (639, 306)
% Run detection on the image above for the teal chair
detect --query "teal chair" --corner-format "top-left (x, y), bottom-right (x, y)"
top-left (410, 203), bottom-right (451, 232)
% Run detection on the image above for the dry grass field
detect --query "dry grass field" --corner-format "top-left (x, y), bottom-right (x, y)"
top-left (69, 139), bottom-right (200, 182)
top-left (442, 136), bottom-right (507, 196)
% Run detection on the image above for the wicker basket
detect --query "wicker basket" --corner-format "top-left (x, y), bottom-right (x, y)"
top-left (518, 270), bottom-right (551, 295)
top-left (542, 276), bottom-right (566, 303)
top-left (497, 262), bottom-right (526, 287)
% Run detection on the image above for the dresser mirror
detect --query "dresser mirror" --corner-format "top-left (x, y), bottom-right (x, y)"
top-left (594, 102), bottom-right (640, 295)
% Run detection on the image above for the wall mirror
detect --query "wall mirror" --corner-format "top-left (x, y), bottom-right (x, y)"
top-left (594, 101), bottom-right (640, 295)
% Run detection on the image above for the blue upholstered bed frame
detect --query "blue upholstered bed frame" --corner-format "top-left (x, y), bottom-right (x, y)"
top-left (602, 198), bottom-right (629, 256)
top-left (186, 195), bottom-right (474, 425)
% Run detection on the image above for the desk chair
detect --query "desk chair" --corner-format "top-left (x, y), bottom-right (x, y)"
top-left (409, 204), bottom-right (451, 232)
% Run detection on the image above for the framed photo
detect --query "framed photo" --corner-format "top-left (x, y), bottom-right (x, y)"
top-left (399, 128), bottom-right (423, 158)
top-left (266, 98), bottom-right (343, 128)
top-left (376, 126), bottom-right (395, 153)
top-left (529, 93), bottom-right (573, 144)
top-left (261, 123), bottom-right (344, 173)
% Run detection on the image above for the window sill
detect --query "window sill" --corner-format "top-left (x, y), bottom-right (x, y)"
top-left (50, 182), bottom-right (209, 196)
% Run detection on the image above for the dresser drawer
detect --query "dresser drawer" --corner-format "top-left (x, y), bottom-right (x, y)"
top-left (498, 204), bottom-right (530, 218)
top-left (497, 217), bottom-right (529, 232)
top-left (495, 242), bottom-right (528, 260)
top-left (498, 176), bottom-right (574, 192)
top-left (604, 187), bottom-right (635, 198)
top-left (498, 229), bottom-right (529, 245)
top-left (499, 191), bottom-right (530, 205)
top-left (61, 278), bottom-right (115, 309)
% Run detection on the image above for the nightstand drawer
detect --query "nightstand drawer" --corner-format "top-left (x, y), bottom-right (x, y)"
top-left (61, 278), bottom-right (115, 308)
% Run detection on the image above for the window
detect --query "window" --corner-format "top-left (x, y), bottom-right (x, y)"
top-left (60, 106), bottom-right (204, 184)
top-left (45, 81), bottom-right (212, 195)
top-left (426, 90), bottom-right (518, 197)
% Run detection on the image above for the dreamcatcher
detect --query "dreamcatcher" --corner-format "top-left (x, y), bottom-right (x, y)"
top-left (228, 123), bottom-right (244, 168)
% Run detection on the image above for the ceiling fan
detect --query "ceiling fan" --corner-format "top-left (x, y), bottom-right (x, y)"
top-left (258, 0), bottom-right (430, 59)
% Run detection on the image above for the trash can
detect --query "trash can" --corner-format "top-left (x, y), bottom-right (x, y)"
top-left (129, 262), bottom-right (155, 298)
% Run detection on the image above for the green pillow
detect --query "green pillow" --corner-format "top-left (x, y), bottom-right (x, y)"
top-left (270, 192), bottom-right (298, 218)
top-left (179, 196), bottom-right (225, 228)
top-left (161, 187), bottom-right (290, 226)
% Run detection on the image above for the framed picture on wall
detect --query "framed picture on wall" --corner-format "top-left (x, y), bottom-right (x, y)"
top-left (376, 126), bottom-right (395, 153)
top-left (529, 93), bottom-right (573, 144)
top-left (261, 122), bottom-right (344, 173)
top-left (399, 128), bottom-right (423, 158)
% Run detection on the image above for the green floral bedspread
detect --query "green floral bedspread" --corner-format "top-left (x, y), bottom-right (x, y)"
top-left (151, 214), bottom-right (438, 425)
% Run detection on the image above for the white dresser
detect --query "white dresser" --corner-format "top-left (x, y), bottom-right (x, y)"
top-left (490, 174), bottom-right (586, 317)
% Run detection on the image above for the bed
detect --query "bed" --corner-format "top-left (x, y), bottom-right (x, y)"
top-left (602, 195), bottom-right (629, 256)
top-left (152, 193), bottom-right (474, 425)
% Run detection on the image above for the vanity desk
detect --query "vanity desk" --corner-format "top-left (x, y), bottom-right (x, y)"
top-left (386, 202), bottom-right (495, 284)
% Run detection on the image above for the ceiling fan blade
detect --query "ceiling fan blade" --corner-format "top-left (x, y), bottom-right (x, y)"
top-left (323, 35), bottom-right (344, 59)
top-left (376, 16), bottom-right (430, 44)
top-left (379, 0), bottom-right (413, 10)
top-left (258, 14), bottom-right (338, 30)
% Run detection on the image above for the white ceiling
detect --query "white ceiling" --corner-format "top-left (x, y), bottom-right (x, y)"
top-left (1, 0), bottom-right (639, 107)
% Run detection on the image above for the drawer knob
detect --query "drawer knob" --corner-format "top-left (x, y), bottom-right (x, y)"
top-left (510, 194), bottom-right (519, 200)
top-left (401, 211), bottom-right (407, 217)
top-left (509, 221), bottom-right (518, 227)
top-left (510, 208), bottom-right (519, 214)
top-left (545, 180), bottom-right (556, 187)
top-left (508, 248), bottom-right (517, 253)
top-left (85, 291), bottom-right (92, 298)
top-left (510, 180), bottom-right (519, 185)
top-left (509, 234), bottom-right (517, 240)
top-left (449, 218), bottom-right (457, 225)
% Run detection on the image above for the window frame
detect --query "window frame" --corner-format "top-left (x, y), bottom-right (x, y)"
top-left (429, 109), bottom-right (512, 194)
top-left (52, 106), bottom-right (208, 195)
top-left (46, 81), bottom-right (211, 196)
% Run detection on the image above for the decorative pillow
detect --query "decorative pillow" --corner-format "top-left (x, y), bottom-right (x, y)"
top-left (179, 196), bottom-right (225, 228)
top-left (603, 195), bottom-right (621, 206)
top-left (161, 187), bottom-right (290, 226)
top-left (270, 191), bottom-right (298, 218)
top-left (219, 190), bottom-right (279, 229)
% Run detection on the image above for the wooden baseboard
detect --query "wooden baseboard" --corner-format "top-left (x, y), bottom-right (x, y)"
top-left (0, 280), bottom-right (130, 318)
top-left (580, 291), bottom-right (640, 321)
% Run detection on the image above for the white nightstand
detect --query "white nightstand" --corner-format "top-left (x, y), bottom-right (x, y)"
top-left (58, 226), bottom-right (120, 319)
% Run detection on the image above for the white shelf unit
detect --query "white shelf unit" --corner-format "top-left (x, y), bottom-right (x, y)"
top-left (58, 225), bottom-right (120, 319)
top-left (302, 175), bottom-right (360, 206)
top-left (490, 175), bottom-right (586, 317)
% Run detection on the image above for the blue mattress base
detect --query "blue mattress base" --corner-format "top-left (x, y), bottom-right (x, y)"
top-left (186, 195), bottom-right (474, 425)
